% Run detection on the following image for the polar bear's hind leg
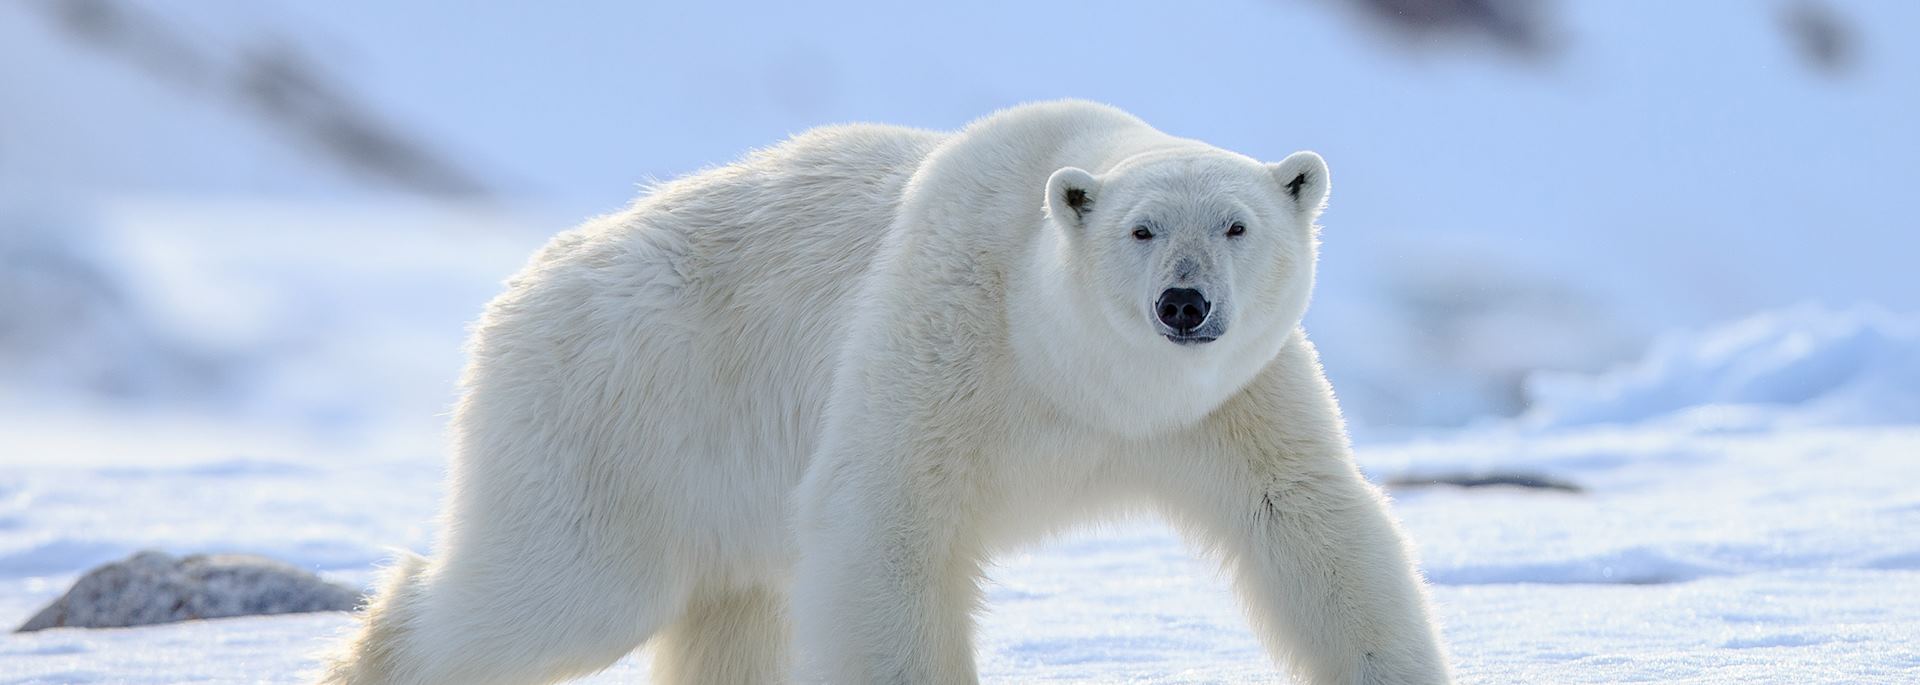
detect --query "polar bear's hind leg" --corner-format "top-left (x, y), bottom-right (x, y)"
top-left (318, 522), bottom-right (696, 684)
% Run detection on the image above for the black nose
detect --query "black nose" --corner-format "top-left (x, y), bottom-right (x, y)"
top-left (1156, 288), bottom-right (1211, 332)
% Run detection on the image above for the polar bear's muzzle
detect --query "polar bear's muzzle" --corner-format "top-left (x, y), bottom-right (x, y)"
top-left (1155, 287), bottom-right (1222, 345)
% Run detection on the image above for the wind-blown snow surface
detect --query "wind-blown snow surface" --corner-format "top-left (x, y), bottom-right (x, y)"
top-left (4, 307), bottom-right (1918, 683)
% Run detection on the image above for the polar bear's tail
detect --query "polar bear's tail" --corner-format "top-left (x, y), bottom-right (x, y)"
top-left (314, 551), bottom-right (431, 685)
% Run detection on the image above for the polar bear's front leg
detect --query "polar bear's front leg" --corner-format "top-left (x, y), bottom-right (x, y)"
top-left (1149, 336), bottom-right (1451, 685)
top-left (1209, 458), bottom-right (1450, 685)
top-left (792, 424), bottom-right (986, 685)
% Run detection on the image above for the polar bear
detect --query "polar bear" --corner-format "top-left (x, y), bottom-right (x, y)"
top-left (320, 100), bottom-right (1450, 685)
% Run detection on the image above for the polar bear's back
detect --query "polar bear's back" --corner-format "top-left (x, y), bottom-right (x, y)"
top-left (448, 123), bottom-right (945, 573)
top-left (650, 122), bottom-right (949, 342)
top-left (469, 121), bottom-right (945, 403)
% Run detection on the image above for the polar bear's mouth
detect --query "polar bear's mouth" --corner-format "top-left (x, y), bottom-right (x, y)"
top-left (1164, 333), bottom-right (1219, 346)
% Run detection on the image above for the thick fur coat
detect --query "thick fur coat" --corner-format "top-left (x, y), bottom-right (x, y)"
top-left (320, 100), bottom-right (1450, 684)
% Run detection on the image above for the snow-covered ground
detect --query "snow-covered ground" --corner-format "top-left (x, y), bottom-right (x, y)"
top-left (4, 301), bottom-right (1916, 683)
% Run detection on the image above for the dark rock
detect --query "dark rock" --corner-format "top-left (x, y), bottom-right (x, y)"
top-left (17, 550), bottom-right (362, 632)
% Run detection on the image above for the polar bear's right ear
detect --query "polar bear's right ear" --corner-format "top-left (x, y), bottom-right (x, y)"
top-left (1045, 167), bottom-right (1101, 231)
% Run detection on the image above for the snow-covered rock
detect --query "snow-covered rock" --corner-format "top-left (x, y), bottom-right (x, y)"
top-left (16, 550), bottom-right (361, 632)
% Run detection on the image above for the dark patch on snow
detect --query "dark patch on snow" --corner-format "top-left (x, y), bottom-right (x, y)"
top-left (1387, 471), bottom-right (1584, 494)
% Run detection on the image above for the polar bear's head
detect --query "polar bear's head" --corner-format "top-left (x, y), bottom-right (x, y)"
top-left (1044, 149), bottom-right (1329, 359)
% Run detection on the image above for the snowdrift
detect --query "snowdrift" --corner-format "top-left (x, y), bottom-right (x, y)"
top-left (1522, 305), bottom-right (1920, 429)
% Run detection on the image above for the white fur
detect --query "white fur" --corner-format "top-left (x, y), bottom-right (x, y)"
top-left (319, 100), bottom-right (1450, 685)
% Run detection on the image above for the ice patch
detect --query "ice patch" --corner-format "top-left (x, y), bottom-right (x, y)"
top-left (1864, 551), bottom-right (1920, 570)
top-left (1426, 546), bottom-right (1726, 586)
top-left (1720, 632), bottom-right (1831, 649)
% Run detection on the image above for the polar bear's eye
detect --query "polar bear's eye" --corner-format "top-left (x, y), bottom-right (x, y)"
top-left (1226, 222), bottom-right (1247, 237)
top-left (1131, 226), bottom-right (1154, 241)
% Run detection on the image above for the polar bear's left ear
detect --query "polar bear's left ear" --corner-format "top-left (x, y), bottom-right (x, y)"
top-left (1045, 167), bottom-right (1101, 231)
top-left (1268, 151), bottom-right (1330, 215)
